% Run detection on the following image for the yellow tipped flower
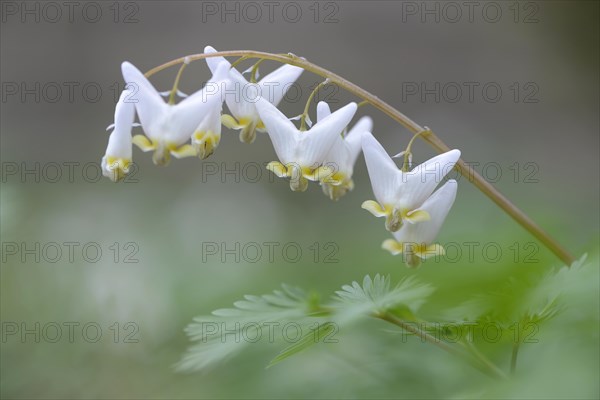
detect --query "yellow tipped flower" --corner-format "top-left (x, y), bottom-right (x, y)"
top-left (382, 180), bottom-right (458, 268)
top-left (256, 98), bottom-right (357, 192)
top-left (101, 88), bottom-right (136, 182)
top-left (191, 96), bottom-right (223, 160)
top-left (316, 101), bottom-right (372, 201)
top-left (121, 60), bottom-right (229, 165)
top-left (361, 132), bottom-right (460, 232)
top-left (204, 45), bottom-right (303, 144)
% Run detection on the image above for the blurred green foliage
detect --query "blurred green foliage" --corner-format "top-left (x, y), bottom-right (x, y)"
top-left (1, 176), bottom-right (598, 399)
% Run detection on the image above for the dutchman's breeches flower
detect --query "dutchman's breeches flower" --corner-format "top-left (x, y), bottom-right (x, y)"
top-left (204, 46), bottom-right (304, 144)
top-left (361, 132), bottom-right (460, 232)
top-left (102, 87), bottom-right (136, 182)
top-left (382, 179), bottom-right (458, 268)
top-left (316, 101), bottom-right (372, 201)
top-left (255, 98), bottom-right (358, 192)
top-left (121, 60), bottom-right (230, 166)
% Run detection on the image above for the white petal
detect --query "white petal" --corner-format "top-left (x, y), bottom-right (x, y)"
top-left (258, 64), bottom-right (304, 106)
top-left (362, 132), bottom-right (404, 206)
top-left (399, 149), bottom-right (461, 210)
top-left (298, 102), bottom-right (357, 166)
top-left (322, 116), bottom-right (370, 177)
top-left (316, 101), bottom-right (331, 122)
top-left (344, 116), bottom-right (372, 166)
top-left (204, 45), bottom-right (246, 83)
top-left (167, 61), bottom-right (229, 144)
top-left (121, 61), bottom-right (167, 141)
top-left (322, 135), bottom-right (350, 176)
top-left (255, 98), bottom-right (299, 163)
top-left (105, 88), bottom-right (135, 159)
top-left (227, 79), bottom-right (260, 122)
top-left (194, 98), bottom-right (223, 135)
top-left (304, 114), bottom-right (313, 128)
top-left (392, 180), bottom-right (458, 245)
top-left (204, 46), bottom-right (255, 120)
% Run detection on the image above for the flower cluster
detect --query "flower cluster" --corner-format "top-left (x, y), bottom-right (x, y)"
top-left (101, 46), bottom-right (460, 268)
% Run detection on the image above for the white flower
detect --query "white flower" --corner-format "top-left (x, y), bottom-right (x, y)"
top-left (101, 87), bottom-right (136, 182)
top-left (204, 45), bottom-right (304, 144)
top-left (382, 180), bottom-right (458, 268)
top-left (361, 132), bottom-right (461, 232)
top-left (121, 60), bottom-right (229, 165)
top-left (255, 98), bottom-right (357, 192)
top-left (316, 101), bottom-right (372, 201)
top-left (191, 95), bottom-right (224, 160)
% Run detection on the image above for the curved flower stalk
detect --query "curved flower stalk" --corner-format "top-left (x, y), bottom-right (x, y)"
top-left (316, 101), bottom-right (372, 201)
top-left (361, 132), bottom-right (460, 232)
top-left (255, 98), bottom-right (357, 192)
top-left (101, 87), bottom-right (136, 182)
top-left (106, 49), bottom-right (575, 266)
top-left (121, 60), bottom-right (230, 165)
top-left (382, 180), bottom-right (457, 268)
top-left (204, 46), bottom-right (303, 144)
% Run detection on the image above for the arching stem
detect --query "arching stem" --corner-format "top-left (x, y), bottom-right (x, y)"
top-left (144, 50), bottom-right (575, 266)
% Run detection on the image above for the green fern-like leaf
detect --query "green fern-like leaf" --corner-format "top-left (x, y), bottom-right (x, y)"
top-left (176, 284), bottom-right (315, 372)
top-left (267, 322), bottom-right (337, 368)
top-left (332, 274), bottom-right (435, 324)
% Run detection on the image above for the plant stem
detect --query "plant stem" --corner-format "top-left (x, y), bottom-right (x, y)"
top-left (300, 79), bottom-right (328, 131)
top-left (510, 341), bottom-right (520, 374)
top-left (168, 60), bottom-right (188, 105)
top-left (144, 50), bottom-right (575, 266)
top-left (377, 312), bottom-right (507, 379)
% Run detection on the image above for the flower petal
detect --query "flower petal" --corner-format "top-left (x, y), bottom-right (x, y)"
top-left (102, 88), bottom-right (136, 182)
top-left (297, 102), bottom-right (357, 166)
top-left (255, 98), bottom-right (299, 163)
top-left (258, 64), bottom-right (304, 106)
top-left (204, 46), bottom-right (254, 121)
top-left (204, 45), bottom-right (246, 82)
top-left (344, 116), bottom-right (372, 166)
top-left (316, 101), bottom-right (331, 122)
top-left (392, 180), bottom-right (458, 245)
top-left (105, 88), bottom-right (136, 159)
top-left (168, 61), bottom-right (228, 144)
top-left (382, 239), bottom-right (403, 255)
top-left (121, 61), bottom-right (166, 141)
top-left (361, 132), bottom-right (404, 206)
top-left (361, 200), bottom-right (389, 218)
top-left (400, 149), bottom-right (461, 210)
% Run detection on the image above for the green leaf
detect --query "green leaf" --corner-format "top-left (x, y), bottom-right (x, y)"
top-left (331, 274), bottom-right (435, 324)
top-left (267, 322), bottom-right (337, 368)
top-left (176, 284), bottom-right (315, 372)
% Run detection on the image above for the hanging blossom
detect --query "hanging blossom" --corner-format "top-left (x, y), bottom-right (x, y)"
top-left (204, 45), bottom-right (304, 144)
top-left (255, 98), bottom-right (357, 192)
top-left (382, 180), bottom-right (457, 268)
top-left (120, 60), bottom-right (230, 166)
top-left (315, 101), bottom-right (372, 201)
top-left (361, 132), bottom-right (460, 232)
top-left (101, 87), bottom-right (136, 181)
